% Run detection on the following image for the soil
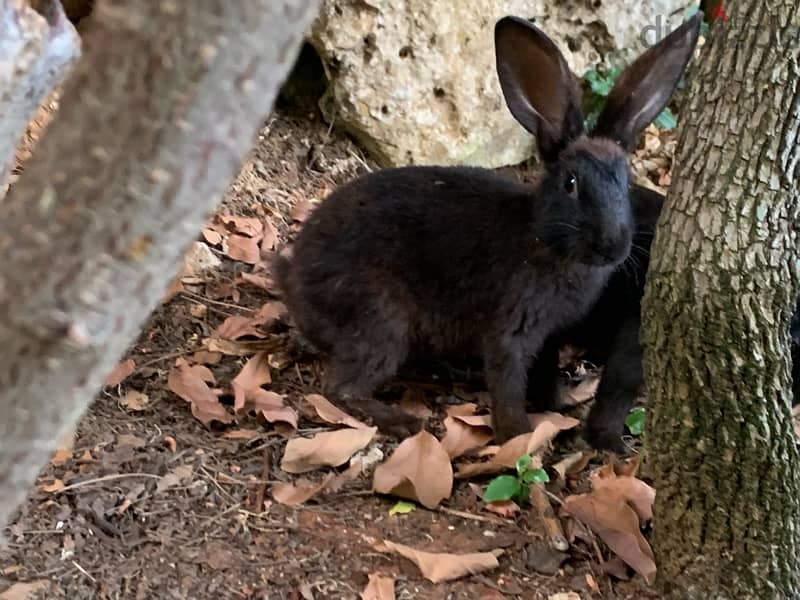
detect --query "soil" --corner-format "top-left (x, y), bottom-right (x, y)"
top-left (0, 97), bottom-right (674, 600)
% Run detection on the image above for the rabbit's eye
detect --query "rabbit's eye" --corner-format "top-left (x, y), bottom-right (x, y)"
top-left (564, 173), bottom-right (578, 196)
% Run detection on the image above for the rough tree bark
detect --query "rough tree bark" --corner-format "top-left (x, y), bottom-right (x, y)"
top-left (642, 1), bottom-right (800, 597)
top-left (0, 0), bottom-right (81, 197)
top-left (0, 0), bottom-right (319, 532)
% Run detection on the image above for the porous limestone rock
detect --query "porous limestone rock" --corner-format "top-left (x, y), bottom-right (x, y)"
top-left (309, 0), bottom-right (688, 167)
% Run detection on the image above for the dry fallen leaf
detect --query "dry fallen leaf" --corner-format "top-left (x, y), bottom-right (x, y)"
top-left (373, 431), bottom-right (453, 509)
top-left (202, 228), bottom-right (223, 246)
top-left (231, 352), bottom-right (272, 412)
top-left (105, 358), bottom-right (136, 387)
top-left (440, 414), bottom-right (493, 459)
top-left (484, 500), bottom-right (520, 518)
top-left (116, 434), bottom-right (146, 449)
top-left (203, 337), bottom-right (280, 357)
top-left (563, 489), bottom-right (655, 583)
top-left (552, 451), bottom-right (594, 480)
top-left (49, 448), bottom-right (72, 467)
top-left (206, 281), bottom-right (239, 302)
top-left (325, 459), bottom-right (364, 493)
top-left (167, 359), bottom-right (233, 426)
top-left (590, 459), bottom-right (655, 521)
top-left (455, 452), bottom-right (541, 480)
top-left (195, 540), bottom-right (237, 571)
top-left (281, 427), bottom-right (377, 474)
top-left (562, 457), bottom-right (657, 583)
top-left (261, 218), bottom-right (279, 253)
top-left (0, 580), bottom-right (51, 600)
top-left (613, 454), bottom-right (641, 478)
top-left (599, 556), bottom-right (631, 580)
top-left (238, 272), bottom-right (279, 293)
top-left (377, 540), bottom-right (502, 584)
top-left (560, 376), bottom-right (599, 406)
top-left (243, 389), bottom-right (298, 431)
top-left (272, 460), bottom-right (364, 506)
top-left (304, 394), bottom-right (369, 429)
top-left (446, 402), bottom-right (480, 417)
top-left (37, 479), bottom-right (64, 494)
top-left (120, 390), bottom-right (150, 411)
top-left (290, 199), bottom-right (312, 223)
top-left (455, 414), bottom-right (577, 480)
top-left (217, 214), bottom-right (263, 237)
top-left (272, 475), bottom-right (334, 506)
top-left (216, 302), bottom-right (286, 340)
top-left (190, 303), bottom-right (208, 319)
top-left (156, 464), bottom-right (194, 493)
top-left (360, 573), bottom-right (396, 600)
top-left (225, 233), bottom-right (261, 264)
top-left (192, 350), bottom-right (223, 365)
top-left (523, 412), bottom-right (581, 454)
top-left (469, 413), bottom-right (569, 468)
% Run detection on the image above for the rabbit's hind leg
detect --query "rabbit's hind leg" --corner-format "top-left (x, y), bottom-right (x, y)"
top-left (322, 325), bottom-right (421, 439)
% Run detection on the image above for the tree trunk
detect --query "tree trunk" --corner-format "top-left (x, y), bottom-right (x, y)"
top-left (642, 1), bottom-right (800, 597)
top-left (0, 0), bottom-right (318, 533)
top-left (0, 0), bottom-right (81, 198)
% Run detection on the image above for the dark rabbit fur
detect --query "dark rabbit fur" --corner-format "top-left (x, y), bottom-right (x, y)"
top-left (276, 15), bottom-right (702, 443)
top-left (528, 184), bottom-right (800, 452)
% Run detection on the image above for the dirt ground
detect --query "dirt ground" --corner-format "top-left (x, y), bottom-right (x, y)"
top-left (0, 89), bottom-right (676, 599)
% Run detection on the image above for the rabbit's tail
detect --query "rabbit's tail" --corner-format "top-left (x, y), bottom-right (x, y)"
top-left (271, 248), bottom-right (333, 354)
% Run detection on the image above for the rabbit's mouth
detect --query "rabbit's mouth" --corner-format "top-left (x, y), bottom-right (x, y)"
top-left (578, 237), bottom-right (632, 267)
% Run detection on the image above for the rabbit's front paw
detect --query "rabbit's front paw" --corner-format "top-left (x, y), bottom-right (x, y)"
top-left (583, 422), bottom-right (629, 454)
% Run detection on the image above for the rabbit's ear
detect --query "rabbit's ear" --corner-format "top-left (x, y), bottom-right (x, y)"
top-left (495, 16), bottom-right (584, 162)
top-left (593, 13), bottom-right (702, 150)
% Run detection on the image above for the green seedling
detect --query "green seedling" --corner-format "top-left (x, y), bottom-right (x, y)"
top-left (625, 406), bottom-right (646, 436)
top-left (483, 454), bottom-right (549, 505)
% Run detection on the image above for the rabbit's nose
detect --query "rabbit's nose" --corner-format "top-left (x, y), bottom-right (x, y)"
top-left (595, 235), bottom-right (630, 264)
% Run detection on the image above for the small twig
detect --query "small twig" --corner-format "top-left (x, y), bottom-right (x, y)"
top-left (71, 561), bottom-right (97, 583)
top-left (17, 529), bottom-right (64, 535)
top-left (573, 519), bottom-right (604, 564)
top-left (330, 490), bottom-right (374, 498)
top-left (236, 509), bottom-right (297, 526)
top-left (136, 349), bottom-right (195, 370)
top-left (79, 507), bottom-right (123, 539)
top-left (55, 473), bottom-right (162, 493)
top-left (437, 506), bottom-right (509, 526)
top-left (199, 502), bottom-right (242, 528)
top-left (198, 466), bottom-right (237, 503)
top-left (244, 524), bottom-right (291, 534)
top-left (236, 436), bottom-right (284, 459)
top-left (180, 290), bottom-right (255, 313)
top-left (349, 147), bottom-right (373, 174)
top-left (542, 487), bottom-right (565, 506)
top-left (589, 529), bottom-right (604, 564)
top-left (529, 484), bottom-right (569, 551)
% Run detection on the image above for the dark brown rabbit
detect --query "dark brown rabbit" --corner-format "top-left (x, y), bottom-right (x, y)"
top-left (529, 184), bottom-right (800, 453)
top-left (276, 15), bottom-right (702, 443)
